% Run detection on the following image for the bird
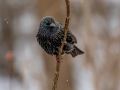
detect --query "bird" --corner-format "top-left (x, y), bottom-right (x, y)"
top-left (36, 16), bottom-right (84, 59)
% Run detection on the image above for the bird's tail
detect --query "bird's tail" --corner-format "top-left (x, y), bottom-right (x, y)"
top-left (70, 45), bottom-right (84, 57)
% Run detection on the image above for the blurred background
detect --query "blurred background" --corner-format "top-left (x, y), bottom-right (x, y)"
top-left (0, 0), bottom-right (120, 90)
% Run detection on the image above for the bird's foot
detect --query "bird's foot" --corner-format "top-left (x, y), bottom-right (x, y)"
top-left (56, 56), bottom-right (63, 62)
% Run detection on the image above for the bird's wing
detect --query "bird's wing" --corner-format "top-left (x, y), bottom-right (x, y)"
top-left (67, 30), bottom-right (77, 43)
top-left (59, 23), bottom-right (77, 44)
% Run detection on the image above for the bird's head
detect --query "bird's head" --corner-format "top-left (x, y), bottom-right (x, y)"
top-left (39, 16), bottom-right (59, 37)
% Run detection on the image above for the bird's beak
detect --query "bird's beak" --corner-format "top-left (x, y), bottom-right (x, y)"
top-left (50, 23), bottom-right (55, 27)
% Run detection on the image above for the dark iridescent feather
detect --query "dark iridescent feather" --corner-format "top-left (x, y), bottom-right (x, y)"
top-left (36, 16), bottom-right (84, 57)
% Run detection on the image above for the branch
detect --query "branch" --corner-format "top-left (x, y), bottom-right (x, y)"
top-left (52, 0), bottom-right (70, 90)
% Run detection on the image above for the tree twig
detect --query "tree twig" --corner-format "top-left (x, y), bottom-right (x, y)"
top-left (52, 0), bottom-right (70, 90)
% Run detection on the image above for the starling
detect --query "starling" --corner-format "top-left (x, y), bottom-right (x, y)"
top-left (36, 16), bottom-right (84, 58)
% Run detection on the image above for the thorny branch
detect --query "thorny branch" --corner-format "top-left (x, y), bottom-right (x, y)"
top-left (52, 0), bottom-right (70, 90)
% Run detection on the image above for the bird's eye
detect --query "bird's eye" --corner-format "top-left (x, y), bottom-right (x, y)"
top-left (46, 23), bottom-right (50, 25)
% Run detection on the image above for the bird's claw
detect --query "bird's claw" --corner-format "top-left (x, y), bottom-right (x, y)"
top-left (56, 56), bottom-right (63, 62)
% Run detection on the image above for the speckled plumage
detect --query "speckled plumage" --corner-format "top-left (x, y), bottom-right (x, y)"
top-left (36, 16), bottom-right (84, 57)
